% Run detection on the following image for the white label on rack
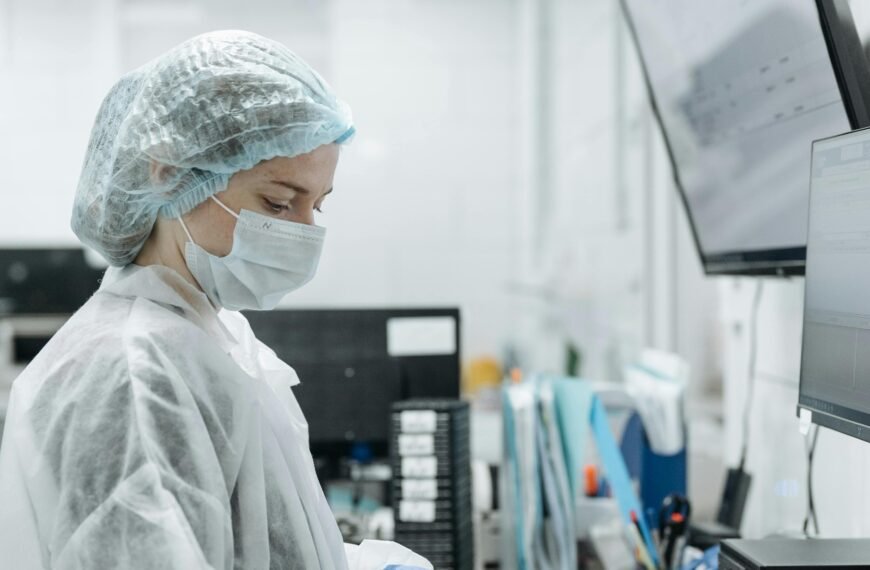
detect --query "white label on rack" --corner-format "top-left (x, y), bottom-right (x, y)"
top-left (398, 434), bottom-right (435, 456)
top-left (399, 500), bottom-right (436, 523)
top-left (401, 456), bottom-right (438, 478)
top-left (402, 478), bottom-right (438, 500)
top-left (400, 410), bottom-right (438, 433)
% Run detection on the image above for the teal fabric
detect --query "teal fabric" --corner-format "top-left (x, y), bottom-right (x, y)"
top-left (551, 378), bottom-right (593, 499)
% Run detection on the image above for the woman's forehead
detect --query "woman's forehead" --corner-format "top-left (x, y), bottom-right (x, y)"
top-left (252, 147), bottom-right (339, 188)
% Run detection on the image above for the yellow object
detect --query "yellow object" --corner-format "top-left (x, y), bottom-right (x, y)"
top-left (463, 356), bottom-right (503, 395)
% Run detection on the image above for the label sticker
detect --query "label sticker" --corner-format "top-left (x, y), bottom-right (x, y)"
top-left (401, 456), bottom-right (438, 478)
top-left (398, 434), bottom-right (435, 456)
top-left (387, 316), bottom-right (457, 356)
top-left (402, 478), bottom-right (438, 500)
top-left (400, 410), bottom-right (438, 433)
top-left (399, 500), bottom-right (436, 523)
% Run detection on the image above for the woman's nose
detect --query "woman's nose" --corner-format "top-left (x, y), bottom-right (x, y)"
top-left (291, 207), bottom-right (315, 226)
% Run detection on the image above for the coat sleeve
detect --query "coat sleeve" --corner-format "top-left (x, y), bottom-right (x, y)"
top-left (0, 387), bottom-right (46, 569)
top-left (25, 324), bottom-right (244, 570)
top-left (53, 463), bottom-right (229, 569)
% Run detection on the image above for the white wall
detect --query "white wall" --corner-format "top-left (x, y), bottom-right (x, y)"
top-left (0, 0), bottom-right (118, 245)
top-left (510, 0), bottom-right (720, 392)
top-left (290, 0), bottom-right (521, 364)
top-left (497, 0), bottom-right (725, 522)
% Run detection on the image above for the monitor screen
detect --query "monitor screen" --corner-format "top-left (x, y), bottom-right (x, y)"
top-left (623, 0), bottom-right (854, 274)
top-left (799, 126), bottom-right (870, 442)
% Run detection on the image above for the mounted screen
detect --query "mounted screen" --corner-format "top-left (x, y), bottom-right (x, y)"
top-left (623, 0), bottom-right (870, 274)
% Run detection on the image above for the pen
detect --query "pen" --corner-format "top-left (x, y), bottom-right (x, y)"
top-left (629, 510), bottom-right (656, 570)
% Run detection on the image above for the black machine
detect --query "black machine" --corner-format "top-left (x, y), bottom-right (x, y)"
top-left (798, 126), bottom-right (870, 443)
top-left (0, 247), bottom-right (104, 315)
top-left (719, 538), bottom-right (870, 568)
top-left (391, 400), bottom-right (473, 570)
top-left (243, 308), bottom-right (461, 468)
top-left (0, 248), bottom-right (106, 363)
top-left (622, 0), bottom-right (870, 275)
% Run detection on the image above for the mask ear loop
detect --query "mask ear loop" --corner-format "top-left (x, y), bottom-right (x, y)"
top-left (210, 195), bottom-right (240, 219)
top-left (178, 215), bottom-right (195, 243)
top-left (178, 195), bottom-right (238, 244)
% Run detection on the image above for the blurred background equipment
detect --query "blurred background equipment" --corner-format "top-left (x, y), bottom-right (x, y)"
top-left (244, 308), bottom-right (460, 471)
top-left (245, 309), bottom-right (464, 551)
top-left (0, 247), bottom-right (105, 435)
top-left (0, 248), bottom-right (104, 316)
top-left (391, 399), bottom-right (473, 570)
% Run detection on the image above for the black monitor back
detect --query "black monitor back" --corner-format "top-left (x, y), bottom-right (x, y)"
top-left (0, 248), bottom-right (105, 315)
top-left (243, 308), bottom-right (461, 458)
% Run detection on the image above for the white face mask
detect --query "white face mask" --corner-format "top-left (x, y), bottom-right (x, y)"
top-left (179, 196), bottom-right (326, 311)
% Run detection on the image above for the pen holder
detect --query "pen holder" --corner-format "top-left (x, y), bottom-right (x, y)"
top-left (620, 412), bottom-right (687, 530)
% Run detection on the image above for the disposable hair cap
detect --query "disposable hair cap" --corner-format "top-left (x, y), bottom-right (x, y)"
top-left (72, 30), bottom-right (354, 266)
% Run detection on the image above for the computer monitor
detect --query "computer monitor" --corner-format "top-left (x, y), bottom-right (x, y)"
top-left (243, 308), bottom-right (461, 459)
top-left (799, 126), bottom-right (870, 442)
top-left (622, 0), bottom-right (870, 275)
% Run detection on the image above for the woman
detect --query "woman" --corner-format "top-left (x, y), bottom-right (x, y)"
top-left (0, 31), bottom-right (429, 569)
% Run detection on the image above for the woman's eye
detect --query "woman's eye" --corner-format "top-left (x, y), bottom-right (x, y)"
top-left (264, 198), bottom-right (289, 213)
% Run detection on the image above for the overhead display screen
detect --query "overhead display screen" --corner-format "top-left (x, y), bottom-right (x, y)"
top-left (623, 0), bottom-right (852, 274)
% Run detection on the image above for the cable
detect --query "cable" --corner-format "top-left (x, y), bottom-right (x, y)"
top-left (803, 425), bottom-right (820, 536)
top-left (739, 280), bottom-right (764, 470)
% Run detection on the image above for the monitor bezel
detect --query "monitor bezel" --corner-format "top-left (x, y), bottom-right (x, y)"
top-left (620, 0), bottom-right (870, 276)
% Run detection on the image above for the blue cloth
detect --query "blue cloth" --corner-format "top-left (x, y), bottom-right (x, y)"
top-left (620, 411), bottom-right (688, 530)
top-left (683, 544), bottom-right (719, 569)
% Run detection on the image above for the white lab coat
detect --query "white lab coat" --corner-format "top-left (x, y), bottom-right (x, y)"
top-left (0, 264), bottom-right (430, 570)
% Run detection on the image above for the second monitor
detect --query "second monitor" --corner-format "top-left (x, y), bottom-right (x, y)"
top-left (800, 125), bottom-right (870, 442)
top-left (243, 308), bottom-right (461, 459)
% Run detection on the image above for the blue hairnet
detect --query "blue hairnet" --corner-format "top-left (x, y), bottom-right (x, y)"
top-left (72, 30), bottom-right (355, 266)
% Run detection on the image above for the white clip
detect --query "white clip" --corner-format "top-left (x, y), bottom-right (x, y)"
top-left (799, 408), bottom-right (812, 436)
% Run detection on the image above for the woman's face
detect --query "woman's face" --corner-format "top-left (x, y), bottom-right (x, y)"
top-left (183, 143), bottom-right (340, 257)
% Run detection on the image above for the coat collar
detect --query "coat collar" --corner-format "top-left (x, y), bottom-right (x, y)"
top-left (99, 264), bottom-right (239, 352)
top-left (98, 264), bottom-right (300, 388)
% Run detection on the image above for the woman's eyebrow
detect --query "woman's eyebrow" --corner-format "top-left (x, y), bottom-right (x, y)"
top-left (271, 179), bottom-right (334, 198)
top-left (270, 179), bottom-right (310, 194)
